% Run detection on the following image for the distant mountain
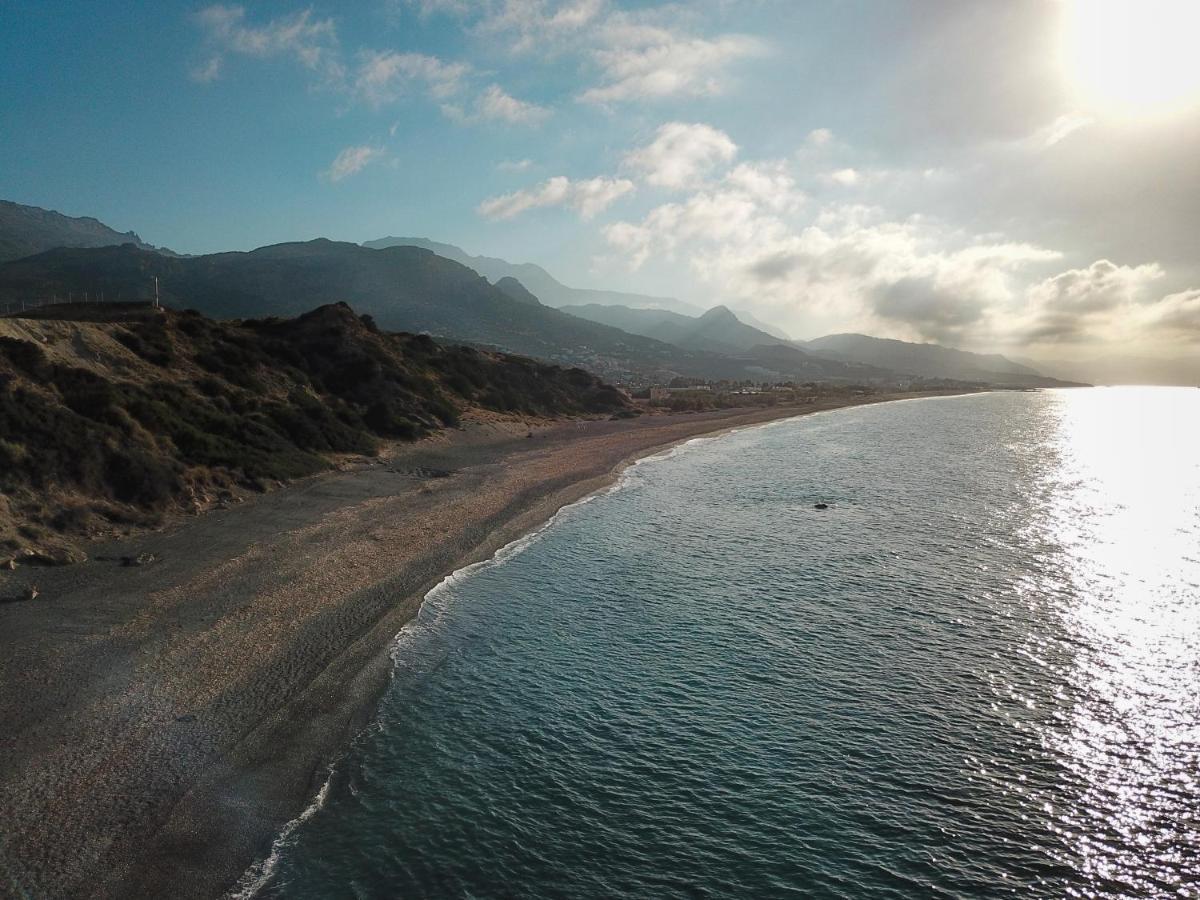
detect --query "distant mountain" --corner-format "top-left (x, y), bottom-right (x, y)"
top-left (0, 199), bottom-right (171, 263)
top-left (1033, 354), bottom-right (1200, 387)
top-left (493, 276), bottom-right (542, 306)
top-left (0, 241), bottom-right (890, 386)
top-left (363, 236), bottom-right (703, 315)
top-left (803, 333), bottom-right (1078, 386)
top-left (563, 303), bottom-right (791, 355)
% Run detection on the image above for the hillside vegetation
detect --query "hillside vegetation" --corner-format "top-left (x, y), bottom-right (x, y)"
top-left (0, 302), bottom-right (628, 564)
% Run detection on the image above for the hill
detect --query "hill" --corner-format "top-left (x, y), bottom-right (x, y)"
top-left (803, 333), bottom-right (1079, 387)
top-left (0, 241), bottom-right (870, 385)
top-left (0, 302), bottom-right (629, 565)
top-left (0, 199), bottom-right (169, 264)
top-left (363, 236), bottom-right (703, 315)
top-left (563, 303), bottom-right (790, 355)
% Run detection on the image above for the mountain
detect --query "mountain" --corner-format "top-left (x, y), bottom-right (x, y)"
top-left (563, 303), bottom-right (791, 355)
top-left (740, 342), bottom-right (893, 381)
top-left (0, 241), bottom-right (894, 386)
top-left (0, 240), bottom-right (762, 384)
top-left (803, 333), bottom-right (1078, 386)
top-left (1033, 354), bottom-right (1200, 387)
top-left (0, 301), bottom-right (629, 564)
top-left (494, 276), bottom-right (542, 306)
top-left (0, 199), bottom-right (170, 264)
top-left (363, 236), bottom-right (703, 315)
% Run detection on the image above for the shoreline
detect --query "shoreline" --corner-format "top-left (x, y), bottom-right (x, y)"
top-left (0, 390), bottom-right (974, 899)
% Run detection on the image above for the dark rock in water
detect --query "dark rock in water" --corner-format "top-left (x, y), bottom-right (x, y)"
top-left (174, 713), bottom-right (197, 724)
top-left (121, 552), bottom-right (157, 567)
top-left (814, 503), bottom-right (829, 510)
top-left (1, 558), bottom-right (15, 571)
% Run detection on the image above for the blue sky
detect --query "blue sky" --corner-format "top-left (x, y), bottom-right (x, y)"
top-left (4, 0), bottom-right (1200, 360)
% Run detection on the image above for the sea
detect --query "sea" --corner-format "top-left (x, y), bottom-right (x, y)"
top-left (239, 387), bottom-right (1200, 899)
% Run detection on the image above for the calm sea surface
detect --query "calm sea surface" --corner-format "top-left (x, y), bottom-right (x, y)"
top-left (244, 388), bottom-right (1200, 899)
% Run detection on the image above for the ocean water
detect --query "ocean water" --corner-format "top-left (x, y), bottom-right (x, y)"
top-left (244, 388), bottom-right (1200, 899)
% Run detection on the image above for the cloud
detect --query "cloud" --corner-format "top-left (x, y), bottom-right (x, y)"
top-left (355, 50), bottom-right (469, 106)
top-left (478, 175), bottom-right (633, 220)
top-left (580, 20), bottom-right (764, 104)
top-left (1021, 259), bottom-right (1165, 343)
top-left (1031, 113), bottom-right (1095, 149)
top-left (625, 122), bottom-right (738, 189)
top-left (195, 5), bottom-right (341, 80)
top-left (408, 0), bottom-right (472, 15)
top-left (323, 144), bottom-right (385, 182)
top-left (477, 0), bottom-right (607, 53)
top-left (469, 84), bottom-right (552, 124)
top-left (806, 128), bottom-right (834, 147)
top-left (498, 158), bottom-right (534, 172)
top-left (827, 168), bottom-right (859, 187)
top-left (605, 167), bottom-right (1071, 346)
top-left (190, 56), bottom-right (222, 83)
top-left (872, 276), bottom-right (988, 339)
top-left (1148, 289), bottom-right (1200, 338)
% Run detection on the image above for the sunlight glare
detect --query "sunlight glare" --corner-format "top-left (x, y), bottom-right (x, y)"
top-left (1062, 0), bottom-right (1200, 114)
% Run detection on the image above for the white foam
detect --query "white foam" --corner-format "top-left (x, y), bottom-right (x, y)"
top-left (226, 768), bottom-right (335, 899)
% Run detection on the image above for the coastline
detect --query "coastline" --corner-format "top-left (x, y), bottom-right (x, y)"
top-left (0, 390), bottom-right (972, 900)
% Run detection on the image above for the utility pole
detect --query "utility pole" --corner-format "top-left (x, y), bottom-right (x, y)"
top-left (154, 276), bottom-right (160, 310)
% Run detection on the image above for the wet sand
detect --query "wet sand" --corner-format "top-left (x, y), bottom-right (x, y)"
top-left (0, 393), bottom-right (961, 899)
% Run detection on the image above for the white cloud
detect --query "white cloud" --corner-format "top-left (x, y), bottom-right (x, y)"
top-left (478, 175), bottom-right (633, 220)
top-left (828, 168), bottom-right (859, 187)
top-left (195, 5), bottom-right (341, 80)
top-left (475, 84), bottom-right (551, 123)
top-left (409, 0), bottom-right (471, 15)
top-left (323, 145), bottom-right (385, 182)
top-left (625, 122), bottom-right (738, 190)
top-left (355, 50), bottom-right (469, 106)
top-left (1021, 259), bottom-right (1165, 343)
top-left (1147, 289), bottom-right (1200, 338)
top-left (580, 20), bottom-right (764, 104)
top-left (1033, 112), bottom-right (1095, 149)
top-left (190, 56), bottom-right (222, 83)
top-left (480, 0), bottom-right (605, 52)
top-left (807, 128), bottom-right (834, 147)
top-left (498, 158), bottom-right (534, 172)
top-left (724, 162), bottom-right (804, 212)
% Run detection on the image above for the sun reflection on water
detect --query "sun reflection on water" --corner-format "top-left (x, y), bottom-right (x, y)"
top-left (1037, 387), bottom-right (1200, 896)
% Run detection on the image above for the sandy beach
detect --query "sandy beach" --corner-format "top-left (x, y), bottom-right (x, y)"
top-left (0, 393), bottom-right (959, 900)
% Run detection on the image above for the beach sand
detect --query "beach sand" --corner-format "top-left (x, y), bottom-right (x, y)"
top-left (0, 393), bottom-right (959, 899)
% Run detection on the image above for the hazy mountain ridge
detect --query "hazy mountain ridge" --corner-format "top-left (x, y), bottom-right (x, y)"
top-left (803, 333), bottom-right (1069, 386)
top-left (563, 302), bottom-right (791, 355)
top-left (0, 199), bottom-right (173, 264)
top-left (0, 203), bottom-right (1083, 387)
top-left (364, 236), bottom-right (703, 315)
top-left (0, 240), bottom-right (825, 384)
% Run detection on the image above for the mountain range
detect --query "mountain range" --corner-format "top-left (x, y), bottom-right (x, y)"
top-left (562, 303), bottom-right (790, 355)
top-left (0, 199), bottom-right (1082, 388)
top-left (0, 240), bottom-right (890, 385)
top-left (362, 236), bottom-right (794, 340)
top-left (0, 199), bottom-right (171, 264)
top-left (363, 236), bottom-right (702, 315)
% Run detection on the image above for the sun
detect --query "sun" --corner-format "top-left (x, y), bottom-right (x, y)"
top-left (1061, 0), bottom-right (1200, 114)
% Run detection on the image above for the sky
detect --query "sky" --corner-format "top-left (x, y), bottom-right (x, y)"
top-left (3, 0), bottom-right (1199, 367)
